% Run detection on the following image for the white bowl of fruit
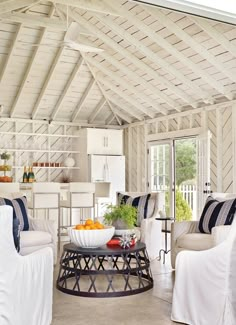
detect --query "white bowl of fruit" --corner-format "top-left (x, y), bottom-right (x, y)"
top-left (68, 219), bottom-right (115, 248)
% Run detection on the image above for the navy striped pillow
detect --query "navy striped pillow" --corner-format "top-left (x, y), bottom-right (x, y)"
top-left (0, 196), bottom-right (29, 231)
top-left (118, 193), bottom-right (151, 227)
top-left (198, 196), bottom-right (236, 234)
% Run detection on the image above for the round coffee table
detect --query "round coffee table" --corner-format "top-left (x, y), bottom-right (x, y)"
top-left (56, 242), bottom-right (153, 298)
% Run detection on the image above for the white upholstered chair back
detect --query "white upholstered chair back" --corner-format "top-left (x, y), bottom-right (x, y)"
top-left (30, 182), bottom-right (60, 209)
top-left (67, 182), bottom-right (95, 207)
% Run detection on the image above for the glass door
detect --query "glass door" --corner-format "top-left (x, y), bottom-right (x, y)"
top-left (148, 137), bottom-right (198, 221)
top-left (148, 141), bottom-right (173, 217)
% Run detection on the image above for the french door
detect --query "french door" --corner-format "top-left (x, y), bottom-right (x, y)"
top-left (148, 135), bottom-right (210, 220)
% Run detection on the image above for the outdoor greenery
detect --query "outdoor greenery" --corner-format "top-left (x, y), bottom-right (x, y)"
top-left (103, 204), bottom-right (137, 228)
top-left (175, 139), bottom-right (196, 186)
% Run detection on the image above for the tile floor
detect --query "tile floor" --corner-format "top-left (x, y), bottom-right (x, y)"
top-left (52, 237), bottom-right (183, 325)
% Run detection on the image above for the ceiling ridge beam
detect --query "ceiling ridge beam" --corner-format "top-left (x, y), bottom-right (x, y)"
top-left (1, 11), bottom-right (67, 31)
top-left (0, 24), bottom-right (23, 85)
top-left (105, 112), bottom-right (116, 125)
top-left (104, 1), bottom-right (226, 97)
top-left (82, 56), bottom-right (123, 125)
top-left (49, 0), bottom-right (119, 16)
top-left (149, 8), bottom-right (236, 83)
top-left (51, 57), bottom-right (84, 121)
top-left (0, 0), bottom-right (37, 14)
top-left (68, 10), bottom-right (195, 108)
top-left (190, 16), bottom-right (236, 58)
top-left (10, 6), bottom-right (56, 118)
top-left (32, 46), bottom-right (64, 119)
top-left (71, 78), bottom-right (95, 122)
top-left (88, 97), bottom-right (106, 124)
top-left (85, 55), bottom-right (168, 116)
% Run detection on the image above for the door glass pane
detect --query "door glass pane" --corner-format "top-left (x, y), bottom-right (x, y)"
top-left (175, 138), bottom-right (197, 221)
top-left (149, 143), bottom-right (171, 217)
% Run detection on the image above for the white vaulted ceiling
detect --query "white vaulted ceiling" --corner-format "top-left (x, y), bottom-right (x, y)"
top-left (0, 0), bottom-right (236, 126)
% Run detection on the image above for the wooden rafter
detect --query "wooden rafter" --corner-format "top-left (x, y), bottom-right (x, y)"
top-left (71, 78), bottom-right (95, 122)
top-left (85, 55), bottom-right (167, 116)
top-left (32, 47), bottom-right (64, 119)
top-left (0, 0), bottom-right (37, 14)
top-left (95, 75), bottom-right (152, 119)
top-left (190, 16), bottom-right (236, 57)
top-left (95, 49), bottom-right (176, 110)
top-left (51, 57), bottom-right (83, 120)
top-left (106, 112), bottom-right (116, 125)
top-left (69, 10), bottom-right (193, 108)
top-left (70, 12), bottom-right (192, 105)
top-left (148, 8), bottom-right (236, 83)
top-left (10, 6), bottom-right (56, 118)
top-left (1, 11), bottom-right (67, 31)
top-left (49, 0), bottom-right (119, 16)
top-left (88, 97), bottom-right (106, 124)
top-left (82, 56), bottom-right (123, 126)
top-left (105, 1), bottom-right (226, 97)
top-left (0, 24), bottom-right (23, 85)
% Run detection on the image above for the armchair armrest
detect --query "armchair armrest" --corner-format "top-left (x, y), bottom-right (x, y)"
top-left (171, 221), bottom-right (199, 269)
top-left (212, 225), bottom-right (231, 245)
top-left (28, 217), bottom-right (57, 264)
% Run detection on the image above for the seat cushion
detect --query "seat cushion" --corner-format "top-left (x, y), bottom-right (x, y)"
top-left (20, 230), bottom-right (52, 248)
top-left (177, 233), bottom-right (214, 251)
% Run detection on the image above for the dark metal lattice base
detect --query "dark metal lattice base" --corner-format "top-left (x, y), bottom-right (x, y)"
top-left (56, 242), bottom-right (153, 298)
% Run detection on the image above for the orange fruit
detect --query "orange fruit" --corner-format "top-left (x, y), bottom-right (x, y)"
top-left (96, 224), bottom-right (104, 229)
top-left (85, 219), bottom-right (93, 226)
top-left (84, 225), bottom-right (91, 230)
top-left (75, 225), bottom-right (84, 230)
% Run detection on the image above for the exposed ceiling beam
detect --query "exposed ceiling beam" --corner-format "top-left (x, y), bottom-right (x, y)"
top-left (105, 93), bottom-right (142, 122)
top-left (86, 48), bottom-right (175, 110)
top-left (104, 0), bottom-right (226, 97)
top-left (1, 12), bottom-right (67, 31)
top-left (85, 55), bottom-right (167, 116)
top-left (0, 24), bottom-right (23, 86)
top-left (190, 16), bottom-right (236, 57)
top-left (95, 75), bottom-right (151, 119)
top-left (69, 10), bottom-right (195, 109)
top-left (11, 6), bottom-right (56, 118)
top-left (51, 57), bottom-right (83, 120)
top-left (106, 112), bottom-right (116, 125)
top-left (88, 97), bottom-right (106, 124)
top-left (82, 56), bottom-right (123, 126)
top-left (50, 0), bottom-right (119, 16)
top-left (71, 78), bottom-right (95, 122)
top-left (32, 46), bottom-right (64, 119)
top-left (148, 7), bottom-right (236, 83)
top-left (0, 0), bottom-right (37, 14)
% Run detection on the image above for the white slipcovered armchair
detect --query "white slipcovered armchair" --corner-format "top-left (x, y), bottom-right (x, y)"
top-left (0, 206), bottom-right (53, 325)
top-left (171, 192), bottom-right (236, 268)
top-left (0, 191), bottom-right (57, 264)
top-left (117, 191), bottom-right (165, 260)
top-left (171, 218), bottom-right (236, 325)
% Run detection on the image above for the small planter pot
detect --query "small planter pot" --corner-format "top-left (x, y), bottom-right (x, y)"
top-left (112, 220), bottom-right (135, 236)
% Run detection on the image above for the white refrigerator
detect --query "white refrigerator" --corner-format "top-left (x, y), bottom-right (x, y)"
top-left (89, 155), bottom-right (125, 205)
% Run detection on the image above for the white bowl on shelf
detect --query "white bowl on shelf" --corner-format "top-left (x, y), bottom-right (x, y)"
top-left (68, 226), bottom-right (115, 248)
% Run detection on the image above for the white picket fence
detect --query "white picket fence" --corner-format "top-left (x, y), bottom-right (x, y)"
top-left (179, 184), bottom-right (197, 220)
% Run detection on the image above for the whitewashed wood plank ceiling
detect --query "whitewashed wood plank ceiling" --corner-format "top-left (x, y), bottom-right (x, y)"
top-left (0, 0), bottom-right (235, 125)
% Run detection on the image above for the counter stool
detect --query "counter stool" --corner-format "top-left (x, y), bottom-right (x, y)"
top-left (59, 182), bottom-right (95, 248)
top-left (27, 182), bottom-right (60, 220)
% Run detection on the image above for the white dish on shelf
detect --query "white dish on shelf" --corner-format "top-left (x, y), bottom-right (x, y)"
top-left (64, 157), bottom-right (75, 167)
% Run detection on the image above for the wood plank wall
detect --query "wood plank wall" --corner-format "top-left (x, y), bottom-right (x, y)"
top-left (124, 106), bottom-right (235, 193)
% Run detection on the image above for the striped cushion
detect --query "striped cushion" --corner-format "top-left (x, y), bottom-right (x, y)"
top-left (0, 196), bottom-right (29, 231)
top-left (198, 196), bottom-right (236, 234)
top-left (118, 193), bottom-right (151, 227)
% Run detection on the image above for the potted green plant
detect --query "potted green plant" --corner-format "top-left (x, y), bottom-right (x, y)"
top-left (103, 204), bottom-right (137, 231)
